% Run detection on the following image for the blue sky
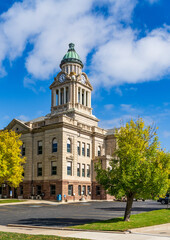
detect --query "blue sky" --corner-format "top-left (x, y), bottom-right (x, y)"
top-left (0, 0), bottom-right (170, 151)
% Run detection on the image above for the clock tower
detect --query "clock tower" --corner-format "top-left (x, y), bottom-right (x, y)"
top-left (50, 43), bottom-right (98, 125)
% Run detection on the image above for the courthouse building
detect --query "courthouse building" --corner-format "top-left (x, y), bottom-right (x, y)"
top-left (4, 43), bottom-right (116, 200)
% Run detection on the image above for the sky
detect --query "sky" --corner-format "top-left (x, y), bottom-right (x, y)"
top-left (0, 0), bottom-right (170, 151)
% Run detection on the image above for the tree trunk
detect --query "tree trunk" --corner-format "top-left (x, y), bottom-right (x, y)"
top-left (124, 193), bottom-right (134, 221)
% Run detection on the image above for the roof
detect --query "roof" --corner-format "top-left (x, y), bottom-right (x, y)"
top-left (60, 43), bottom-right (83, 68)
top-left (106, 129), bottom-right (116, 135)
top-left (28, 116), bottom-right (47, 123)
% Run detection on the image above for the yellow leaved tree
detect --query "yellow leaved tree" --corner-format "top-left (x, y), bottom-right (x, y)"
top-left (0, 130), bottom-right (25, 187)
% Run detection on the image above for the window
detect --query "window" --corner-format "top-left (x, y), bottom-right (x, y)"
top-left (51, 161), bottom-right (57, 175)
top-left (77, 141), bottom-right (80, 155)
top-left (37, 185), bottom-right (42, 195)
top-left (37, 162), bottom-right (42, 176)
top-left (87, 165), bottom-right (90, 178)
top-left (78, 185), bottom-right (81, 195)
top-left (87, 144), bottom-right (90, 157)
top-left (67, 139), bottom-right (71, 153)
top-left (68, 185), bottom-right (73, 196)
top-left (37, 141), bottom-right (42, 155)
top-left (82, 185), bottom-right (86, 195)
top-left (22, 166), bottom-right (25, 177)
top-left (67, 161), bottom-right (72, 176)
top-left (82, 164), bottom-right (85, 177)
top-left (20, 186), bottom-right (23, 195)
top-left (77, 163), bottom-right (80, 177)
top-left (96, 186), bottom-right (100, 196)
top-left (52, 138), bottom-right (57, 153)
top-left (22, 143), bottom-right (25, 156)
top-left (87, 186), bottom-right (91, 195)
top-left (98, 146), bottom-right (101, 156)
top-left (82, 143), bottom-right (85, 156)
top-left (50, 185), bottom-right (56, 195)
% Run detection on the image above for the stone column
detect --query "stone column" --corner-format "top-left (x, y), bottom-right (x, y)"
top-left (89, 92), bottom-right (91, 108)
top-left (84, 90), bottom-right (86, 106)
top-left (64, 87), bottom-right (66, 104)
top-left (58, 88), bottom-right (61, 105)
top-left (53, 89), bottom-right (56, 106)
top-left (86, 91), bottom-right (88, 107)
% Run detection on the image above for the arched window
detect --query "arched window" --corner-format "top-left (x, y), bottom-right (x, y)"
top-left (98, 146), bottom-right (101, 156)
top-left (67, 139), bottom-right (71, 153)
top-left (52, 138), bottom-right (57, 153)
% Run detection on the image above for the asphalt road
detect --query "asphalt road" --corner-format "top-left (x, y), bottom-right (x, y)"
top-left (0, 200), bottom-right (167, 227)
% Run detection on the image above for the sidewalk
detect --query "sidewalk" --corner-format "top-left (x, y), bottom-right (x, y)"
top-left (0, 224), bottom-right (169, 240)
top-left (0, 198), bottom-right (113, 206)
top-left (0, 199), bottom-right (76, 206)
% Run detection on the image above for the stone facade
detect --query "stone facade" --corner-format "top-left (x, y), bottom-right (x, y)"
top-left (3, 43), bottom-right (116, 201)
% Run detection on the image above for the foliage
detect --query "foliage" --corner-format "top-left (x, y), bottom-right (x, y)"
top-left (0, 130), bottom-right (25, 187)
top-left (0, 199), bottom-right (25, 204)
top-left (72, 209), bottom-right (170, 231)
top-left (95, 118), bottom-right (170, 220)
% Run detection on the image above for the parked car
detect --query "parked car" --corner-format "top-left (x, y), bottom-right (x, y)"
top-left (157, 194), bottom-right (170, 204)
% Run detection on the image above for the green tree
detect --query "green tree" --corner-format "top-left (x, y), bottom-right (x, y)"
top-left (0, 130), bottom-right (25, 187)
top-left (95, 118), bottom-right (170, 221)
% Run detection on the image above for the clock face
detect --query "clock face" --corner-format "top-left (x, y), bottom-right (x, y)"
top-left (59, 73), bottom-right (66, 83)
top-left (81, 74), bottom-right (86, 84)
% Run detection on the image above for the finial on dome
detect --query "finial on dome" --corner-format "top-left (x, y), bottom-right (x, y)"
top-left (68, 43), bottom-right (75, 51)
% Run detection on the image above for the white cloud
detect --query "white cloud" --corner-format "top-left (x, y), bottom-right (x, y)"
top-left (91, 26), bottom-right (170, 87)
top-left (3, 115), bottom-right (10, 120)
top-left (163, 131), bottom-right (170, 138)
top-left (120, 104), bottom-right (137, 112)
top-left (0, 0), bottom-right (170, 89)
top-left (0, 0), bottom-right (110, 80)
top-left (104, 104), bottom-right (114, 110)
top-left (24, 77), bottom-right (37, 92)
top-left (147, 0), bottom-right (159, 4)
top-left (17, 115), bottom-right (30, 122)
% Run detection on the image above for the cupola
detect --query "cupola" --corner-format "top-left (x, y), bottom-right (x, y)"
top-left (60, 43), bottom-right (83, 74)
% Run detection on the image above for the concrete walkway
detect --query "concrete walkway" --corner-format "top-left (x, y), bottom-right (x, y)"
top-left (0, 199), bottom-right (75, 206)
top-left (0, 199), bottom-right (108, 206)
top-left (0, 224), bottom-right (169, 240)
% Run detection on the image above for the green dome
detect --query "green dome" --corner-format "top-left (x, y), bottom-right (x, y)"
top-left (60, 43), bottom-right (83, 68)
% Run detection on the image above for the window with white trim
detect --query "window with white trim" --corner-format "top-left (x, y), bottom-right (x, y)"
top-left (67, 161), bottom-right (72, 176)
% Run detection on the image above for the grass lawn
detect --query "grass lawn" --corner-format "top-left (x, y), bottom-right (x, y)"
top-left (0, 200), bottom-right (25, 204)
top-left (0, 232), bottom-right (87, 240)
top-left (71, 209), bottom-right (170, 231)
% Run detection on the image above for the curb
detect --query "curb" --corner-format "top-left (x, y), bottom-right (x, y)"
top-left (7, 224), bottom-right (131, 234)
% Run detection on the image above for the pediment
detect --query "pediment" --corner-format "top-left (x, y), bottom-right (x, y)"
top-left (5, 119), bottom-right (30, 132)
